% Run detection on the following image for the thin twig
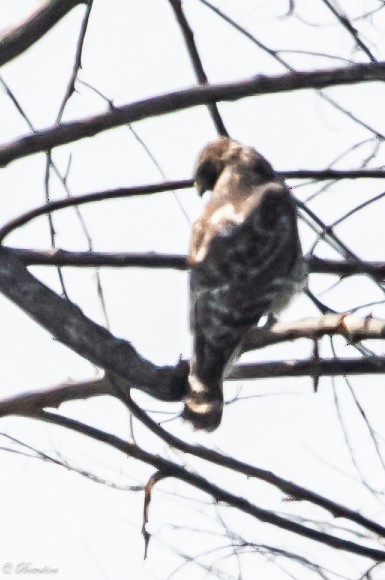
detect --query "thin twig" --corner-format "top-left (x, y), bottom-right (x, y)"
top-left (168, 0), bottom-right (228, 136)
top-left (320, 0), bottom-right (377, 62)
top-left (143, 471), bottom-right (170, 558)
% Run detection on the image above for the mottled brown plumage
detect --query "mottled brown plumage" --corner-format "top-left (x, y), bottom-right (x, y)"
top-left (183, 137), bottom-right (306, 431)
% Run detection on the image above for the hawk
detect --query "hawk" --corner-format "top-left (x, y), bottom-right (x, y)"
top-left (183, 137), bottom-right (306, 431)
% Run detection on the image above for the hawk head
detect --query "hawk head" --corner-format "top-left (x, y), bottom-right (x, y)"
top-left (194, 137), bottom-right (275, 195)
top-left (193, 137), bottom-right (242, 195)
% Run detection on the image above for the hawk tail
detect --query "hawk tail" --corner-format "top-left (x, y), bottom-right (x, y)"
top-left (182, 369), bottom-right (223, 431)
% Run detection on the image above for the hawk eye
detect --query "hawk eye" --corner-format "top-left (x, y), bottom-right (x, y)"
top-left (195, 159), bottom-right (221, 191)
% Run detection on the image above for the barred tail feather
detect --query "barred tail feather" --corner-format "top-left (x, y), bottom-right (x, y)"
top-left (182, 371), bottom-right (223, 431)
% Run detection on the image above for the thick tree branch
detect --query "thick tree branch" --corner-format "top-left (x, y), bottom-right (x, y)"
top-left (0, 250), bottom-right (383, 416)
top-left (0, 248), bottom-right (188, 401)
top-left (1, 62), bottom-right (385, 166)
top-left (0, 0), bottom-right (88, 68)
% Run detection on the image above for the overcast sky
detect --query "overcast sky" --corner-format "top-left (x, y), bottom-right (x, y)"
top-left (1, 1), bottom-right (385, 579)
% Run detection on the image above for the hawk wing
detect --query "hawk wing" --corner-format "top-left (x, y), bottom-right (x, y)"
top-left (184, 138), bottom-right (305, 431)
top-left (191, 184), bottom-right (302, 336)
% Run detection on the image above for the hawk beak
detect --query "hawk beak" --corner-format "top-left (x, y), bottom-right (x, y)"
top-left (194, 181), bottom-right (205, 197)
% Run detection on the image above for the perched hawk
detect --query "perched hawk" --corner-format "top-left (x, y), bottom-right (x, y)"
top-left (183, 137), bottom-right (306, 431)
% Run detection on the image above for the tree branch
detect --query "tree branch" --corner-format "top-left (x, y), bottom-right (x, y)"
top-left (35, 409), bottom-right (385, 561)
top-left (1, 170), bottom-right (385, 242)
top-left (0, 249), bottom-right (384, 416)
top-left (229, 357), bottom-right (385, 381)
top-left (241, 314), bottom-right (385, 352)
top-left (320, 0), bottom-right (377, 63)
top-left (2, 355), bottom-right (385, 425)
top-left (308, 255), bottom-right (385, 278)
top-left (108, 376), bottom-right (385, 539)
top-left (168, 0), bottom-right (229, 136)
top-left (1, 62), bottom-right (385, 166)
top-left (2, 371), bottom-right (385, 539)
top-left (0, 0), bottom-right (88, 68)
top-left (0, 377), bottom-right (107, 418)
top-left (0, 180), bottom-right (193, 243)
top-left (55, 0), bottom-right (93, 121)
top-left (0, 248), bottom-right (188, 402)
top-left (282, 169), bottom-right (385, 180)
top-left (10, 248), bottom-right (385, 280)
top-left (12, 248), bottom-right (189, 269)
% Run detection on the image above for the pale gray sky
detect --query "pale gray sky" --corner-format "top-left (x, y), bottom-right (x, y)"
top-left (1, 1), bottom-right (385, 579)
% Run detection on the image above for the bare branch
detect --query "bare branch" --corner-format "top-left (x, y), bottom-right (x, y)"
top-left (0, 248), bottom-right (188, 402)
top-left (198, 0), bottom-right (383, 141)
top-left (1, 62), bottom-right (385, 166)
top-left (229, 357), bottom-right (385, 381)
top-left (3, 247), bottom-right (384, 420)
top-left (0, 0), bottom-right (88, 68)
top-left (55, 0), bottom-right (93, 121)
top-left (168, 0), bottom-right (228, 136)
top-left (0, 246), bottom-right (382, 419)
top-left (36, 409), bottom-right (385, 561)
top-left (0, 431), bottom-right (141, 491)
top-left (0, 377), bottom-right (107, 418)
top-left (197, 0), bottom-right (291, 70)
top-left (10, 248), bottom-right (385, 280)
top-left (2, 351), bottom-right (385, 424)
top-left (0, 76), bottom-right (34, 131)
top-left (320, 0), bottom-right (377, 62)
top-left (1, 168), bottom-right (385, 241)
top-left (143, 471), bottom-right (170, 559)
top-left (1, 370), bottom-right (385, 542)
top-left (108, 378), bottom-right (385, 539)
top-left (12, 248), bottom-right (189, 270)
top-left (241, 314), bottom-right (385, 352)
top-left (282, 169), bottom-right (385, 180)
top-left (2, 0), bottom-right (385, 571)
top-left (308, 256), bottom-right (385, 278)
top-left (0, 180), bottom-right (192, 243)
